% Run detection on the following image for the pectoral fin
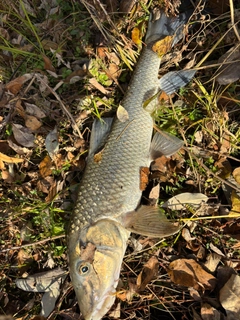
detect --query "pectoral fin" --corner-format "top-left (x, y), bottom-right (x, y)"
top-left (150, 131), bottom-right (184, 159)
top-left (122, 205), bottom-right (179, 237)
top-left (159, 69), bottom-right (196, 95)
top-left (88, 118), bottom-right (113, 158)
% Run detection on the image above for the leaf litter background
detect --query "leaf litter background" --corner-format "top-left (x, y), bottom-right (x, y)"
top-left (1, 0), bottom-right (240, 319)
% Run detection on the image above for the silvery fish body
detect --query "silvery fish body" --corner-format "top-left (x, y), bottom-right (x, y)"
top-left (68, 11), bottom-right (194, 320)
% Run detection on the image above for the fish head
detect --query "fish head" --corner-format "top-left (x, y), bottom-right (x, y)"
top-left (68, 219), bottom-right (130, 320)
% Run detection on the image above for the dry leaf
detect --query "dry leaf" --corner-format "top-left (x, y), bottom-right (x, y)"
top-left (89, 78), bottom-right (110, 95)
top-left (25, 115), bottom-right (42, 131)
top-left (219, 274), bottom-right (240, 320)
top-left (25, 102), bottom-right (46, 119)
top-left (15, 99), bottom-right (26, 118)
top-left (194, 131), bottom-right (203, 144)
top-left (162, 193), bottom-right (208, 210)
top-left (0, 152), bottom-right (23, 163)
top-left (181, 228), bottom-right (196, 242)
top-left (1, 169), bottom-right (14, 183)
top-left (209, 243), bottom-right (225, 257)
top-left (216, 46), bottom-right (240, 85)
top-left (215, 157), bottom-right (232, 179)
top-left (37, 176), bottom-right (55, 194)
top-left (41, 39), bottom-right (59, 50)
top-left (201, 303), bottom-right (222, 320)
top-left (5, 74), bottom-right (33, 94)
top-left (8, 139), bottom-right (30, 155)
top-left (205, 253), bottom-right (222, 273)
top-left (64, 69), bottom-right (87, 84)
top-left (0, 159), bottom-right (4, 170)
top-left (152, 35), bottom-right (173, 57)
top-left (12, 124), bottom-right (35, 148)
top-left (140, 167), bottom-right (149, 191)
top-left (229, 190), bottom-right (240, 216)
top-left (131, 27), bottom-right (142, 45)
top-left (137, 255), bottom-right (159, 291)
top-left (17, 249), bottom-right (32, 266)
top-left (116, 105), bottom-right (129, 122)
top-left (45, 127), bottom-right (59, 159)
top-left (45, 180), bottom-right (57, 203)
top-left (149, 184), bottom-right (160, 204)
top-left (42, 55), bottom-right (55, 72)
top-left (39, 155), bottom-right (53, 178)
top-left (168, 259), bottom-right (216, 291)
top-left (233, 167), bottom-right (240, 184)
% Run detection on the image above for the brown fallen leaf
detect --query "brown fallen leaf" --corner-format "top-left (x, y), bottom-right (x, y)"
top-left (17, 249), bottom-right (32, 266)
top-left (15, 99), bottom-right (26, 118)
top-left (12, 124), bottom-right (35, 148)
top-left (89, 78), bottom-right (110, 95)
top-left (219, 274), bottom-right (240, 320)
top-left (215, 157), bottom-right (232, 179)
top-left (64, 69), bottom-right (87, 84)
top-left (5, 74), bottom-right (33, 94)
top-left (39, 155), bottom-right (53, 178)
top-left (233, 167), bottom-right (240, 184)
top-left (1, 169), bottom-right (14, 183)
top-left (167, 258), bottom-right (216, 291)
top-left (137, 254), bottom-right (159, 291)
top-left (25, 115), bottom-right (42, 131)
top-left (140, 167), bottom-right (149, 191)
top-left (45, 180), bottom-right (57, 203)
top-left (229, 190), bottom-right (240, 216)
top-left (201, 303), bottom-right (222, 320)
top-left (37, 176), bottom-right (55, 194)
top-left (41, 39), bottom-right (59, 50)
top-left (25, 102), bottom-right (46, 119)
top-left (205, 253), bottom-right (222, 273)
top-left (42, 55), bottom-right (55, 72)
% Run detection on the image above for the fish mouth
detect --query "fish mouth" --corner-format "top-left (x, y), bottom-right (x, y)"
top-left (83, 285), bottom-right (117, 320)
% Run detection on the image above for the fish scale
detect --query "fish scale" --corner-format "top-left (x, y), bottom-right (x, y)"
top-left (69, 47), bottom-right (158, 232)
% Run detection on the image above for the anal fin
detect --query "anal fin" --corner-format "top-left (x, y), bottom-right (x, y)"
top-left (150, 131), bottom-right (184, 160)
top-left (122, 205), bottom-right (179, 238)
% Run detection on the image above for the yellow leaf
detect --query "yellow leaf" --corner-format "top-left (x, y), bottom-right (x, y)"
top-left (229, 190), bottom-right (240, 216)
top-left (131, 27), bottom-right (142, 46)
top-left (0, 152), bottom-right (23, 163)
top-left (39, 155), bottom-right (53, 178)
top-left (233, 167), bottom-right (240, 184)
top-left (152, 35), bottom-right (173, 57)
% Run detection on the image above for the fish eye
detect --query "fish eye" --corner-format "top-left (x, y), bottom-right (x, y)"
top-left (79, 263), bottom-right (90, 275)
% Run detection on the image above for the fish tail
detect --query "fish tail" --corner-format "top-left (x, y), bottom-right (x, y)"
top-left (145, 10), bottom-right (192, 45)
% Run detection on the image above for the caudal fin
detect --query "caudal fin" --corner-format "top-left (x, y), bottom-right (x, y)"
top-left (145, 10), bottom-right (192, 45)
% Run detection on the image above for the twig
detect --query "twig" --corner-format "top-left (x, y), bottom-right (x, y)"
top-left (0, 235), bottom-right (65, 253)
top-left (184, 147), bottom-right (240, 193)
top-left (35, 74), bottom-right (83, 139)
top-left (229, 0), bottom-right (240, 42)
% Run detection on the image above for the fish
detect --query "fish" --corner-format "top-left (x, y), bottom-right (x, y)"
top-left (68, 10), bottom-right (196, 320)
